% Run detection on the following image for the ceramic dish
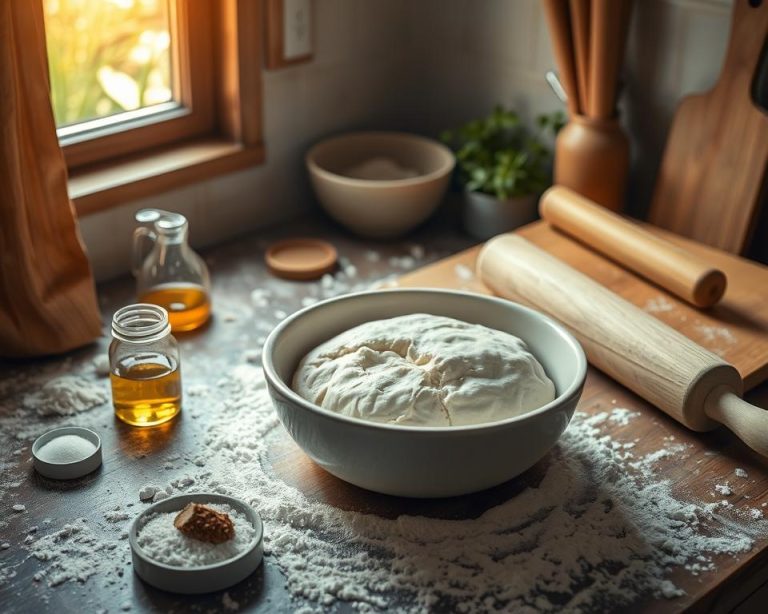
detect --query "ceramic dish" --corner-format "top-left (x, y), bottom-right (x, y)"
top-left (129, 493), bottom-right (263, 594)
top-left (32, 426), bottom-right (102, 480)
top-left (262, 289), bottom-right (587, 498)
top-left (306, 132), bottom-right (455, 238)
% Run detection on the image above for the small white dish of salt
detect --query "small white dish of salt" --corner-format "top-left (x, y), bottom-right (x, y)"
top-left (32, 426), bottom-right (102, 480)
top-left (129, 493), bottom-right (264, 594)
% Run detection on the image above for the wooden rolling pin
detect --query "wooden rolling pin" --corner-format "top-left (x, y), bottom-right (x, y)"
top-left (477, 234), bottom-right (768, 456)
top-left (540, 186), bottom-right (727, 308)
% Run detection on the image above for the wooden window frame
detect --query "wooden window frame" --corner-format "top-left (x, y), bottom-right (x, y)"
top-left (61, 0), bottom-right (264, 216)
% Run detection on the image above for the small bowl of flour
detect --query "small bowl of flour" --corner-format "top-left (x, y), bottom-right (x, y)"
top-left (129, 493), bottom-right (263, 594)
top-left (263, 289), bottom-right (587, 498)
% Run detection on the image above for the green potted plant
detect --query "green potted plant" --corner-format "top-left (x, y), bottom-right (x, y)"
top-left (441, 106), bottom-right (564, 239)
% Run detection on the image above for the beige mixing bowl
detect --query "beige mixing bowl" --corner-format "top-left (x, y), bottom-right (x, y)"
top-left (306, 132), bottom-right (455, 238)
top-left (262, 289), bottom-right (587, 498)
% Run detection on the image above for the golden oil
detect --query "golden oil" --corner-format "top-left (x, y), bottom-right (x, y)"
top-left (111, 353), bottom-right (182, 426)
top-left (139, 283), bottom-right (211, 332)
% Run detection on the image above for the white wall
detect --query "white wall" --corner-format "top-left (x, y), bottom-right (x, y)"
top-left (80, 0), bottom-right (410, 281)
top-left (80, 0), bottom-right (734, 280)
top-left (395, 0), bottom-right (733, 217)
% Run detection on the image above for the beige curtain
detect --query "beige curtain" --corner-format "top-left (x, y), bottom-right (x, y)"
top-left (0, 1), bottom-right (101, 357)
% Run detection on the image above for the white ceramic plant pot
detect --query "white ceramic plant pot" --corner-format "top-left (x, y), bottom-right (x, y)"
top-left (462, 191), bottom-right (540, 240)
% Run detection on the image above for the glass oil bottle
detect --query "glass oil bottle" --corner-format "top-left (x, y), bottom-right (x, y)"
top-left (133, 209), bottom-right (211, 332)
top-left (110, 304), bottom-right (182, 427)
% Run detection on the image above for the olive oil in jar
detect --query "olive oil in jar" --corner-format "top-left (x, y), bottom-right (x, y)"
top-left (139, 283), bottom-right (211, 332)
top-left (109, 304), bottom-right (182, 427)
top-left (133, 209), bottom-right (212, 333)
top-left (110, 353), bottom-right (181, 426)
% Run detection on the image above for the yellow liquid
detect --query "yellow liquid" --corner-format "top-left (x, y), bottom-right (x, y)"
top-left (111, 353), bottom-right (181, 427)
top-left (139, 284), bottom-right (211, 332)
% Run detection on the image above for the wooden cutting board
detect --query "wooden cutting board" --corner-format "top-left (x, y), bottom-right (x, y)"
top-left (268, 220), bottom-right (768, 611)
top-left (648, 0), bottom-right (768, 254)
top-left (396, 220), bottom-right (768, 390)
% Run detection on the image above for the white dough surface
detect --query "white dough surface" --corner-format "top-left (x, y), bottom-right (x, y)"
top-left (292, 313), bottom-right (556, 427)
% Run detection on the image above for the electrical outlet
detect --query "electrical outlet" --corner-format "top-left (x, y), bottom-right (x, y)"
top-left (283, 0), bottom-right (312, 60)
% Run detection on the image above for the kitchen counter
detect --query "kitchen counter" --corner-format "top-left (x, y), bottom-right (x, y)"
top-left (1, 213), bottom-right (767, 613)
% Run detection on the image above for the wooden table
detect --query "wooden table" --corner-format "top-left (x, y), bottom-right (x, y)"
top-left (1, 215), bottom-right (767, 613)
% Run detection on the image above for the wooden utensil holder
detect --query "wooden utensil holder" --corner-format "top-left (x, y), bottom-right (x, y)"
top-left (554, 114), bottom-right (629, 212)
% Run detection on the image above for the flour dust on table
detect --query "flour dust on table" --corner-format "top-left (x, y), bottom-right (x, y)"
top-left (4, 362), bottom-right (768, 612)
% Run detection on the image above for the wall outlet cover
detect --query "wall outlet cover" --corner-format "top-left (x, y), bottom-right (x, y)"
top-left (283, 0), bottom-right (312, 60)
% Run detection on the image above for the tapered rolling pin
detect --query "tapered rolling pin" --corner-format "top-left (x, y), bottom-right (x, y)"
top-left (540, 186), bottom-right (727, 308)
top-left (477, 234), bottom-right (768, 456)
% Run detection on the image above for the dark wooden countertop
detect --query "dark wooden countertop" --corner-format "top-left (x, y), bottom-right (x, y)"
top-left (0, 213), bottom-right (477, 613)
top-left (1, 212), bottom-right (767, 613)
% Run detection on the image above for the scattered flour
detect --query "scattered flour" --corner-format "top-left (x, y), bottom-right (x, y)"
top-left (187, 384), bottom-right (210, 398)
top-left (409, 245), bottom-right (425, 260)
top-left (644, 296), bottom-right (675, 314)
top-left (139, 485), bottom-right (161, 501)
top-left (714, 483), bottom-right (732, 496)
top-left (188, 367), bottom-right (767, 611)
top-left (221, 591), bottom-right (240, 610)
top-left (250, 289), bottom-right (270, 308)
top-left (136, 504), bottom-right (256, 567)
top-left (29, 521), bottom-right (117, 587)
top-left (735, 468), bottom-right (749, 478)
top-left (243, 349), bottom-right (261, 364)
top-left (104, 510), bottom-right (130, 523)
top-left (608, 407), bottom-right (640, 426)
top-left (695, 325), bottom-right (737, 346)
top-left (6, 359), bottom-right (768, 611)
top-left (22, 376), bottom-right (108, 418)
top-left (91, 355), bottom-right (111, 378)
top-left (388, 256), bottom-right (417, 269)
top-left (454, 263), bottom-right (474, 281)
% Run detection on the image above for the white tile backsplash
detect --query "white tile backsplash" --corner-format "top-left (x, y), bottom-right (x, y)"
top-left (80, 0), bottom-right (735, 280)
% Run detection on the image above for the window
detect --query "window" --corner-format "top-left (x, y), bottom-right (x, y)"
top-left (44, 0), bottom-right (175, 131)
top-left (41, 0), bottom-right (264, 215)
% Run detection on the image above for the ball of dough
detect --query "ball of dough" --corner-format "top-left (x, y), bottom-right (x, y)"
top-left (292, 314), bottom-right (555, 427)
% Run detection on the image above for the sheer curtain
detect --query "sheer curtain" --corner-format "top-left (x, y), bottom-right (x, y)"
top-left (0, 1), bottom-right (101, 357)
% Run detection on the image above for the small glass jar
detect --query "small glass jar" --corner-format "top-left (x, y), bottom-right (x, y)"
top-left (109, 304), bottom-right (182, 427)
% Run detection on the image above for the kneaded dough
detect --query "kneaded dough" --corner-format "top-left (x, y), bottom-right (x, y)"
top-left (292, 313), bottom-right (556, 427)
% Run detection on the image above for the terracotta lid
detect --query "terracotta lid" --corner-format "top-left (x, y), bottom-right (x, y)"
top-left (265, 238), bottom-right (338, 280)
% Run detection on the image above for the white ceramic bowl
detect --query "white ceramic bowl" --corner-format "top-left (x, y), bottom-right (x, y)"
top-left (262, 289), bottom-right (586, 498)
top-left (306, 132), bottom-right (455, 238)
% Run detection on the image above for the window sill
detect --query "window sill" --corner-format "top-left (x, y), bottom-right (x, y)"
top-left (70, 138), bottom-right (265, 216)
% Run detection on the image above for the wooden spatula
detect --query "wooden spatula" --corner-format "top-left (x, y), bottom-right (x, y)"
top-left (649, 0), bottom-right (768, 255)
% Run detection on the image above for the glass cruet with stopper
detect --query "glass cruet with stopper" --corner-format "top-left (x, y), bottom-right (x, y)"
top-left (109, 303), bottom-right (182, 427)
top-left (133, 209), bottom-right (211, 332)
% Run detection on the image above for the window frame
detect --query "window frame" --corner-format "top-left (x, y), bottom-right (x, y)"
top-left (48, 0), bottom-right (264, 215)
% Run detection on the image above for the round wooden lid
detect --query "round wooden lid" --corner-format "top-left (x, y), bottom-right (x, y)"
top-left (265, 238), bottom-right (338, 280)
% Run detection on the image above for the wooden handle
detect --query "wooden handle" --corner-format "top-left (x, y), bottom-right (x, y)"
top-left (540, 186), bottom-right (727, 307)
top-left (542, 0), bottom-right (581, 115)
top-left (589, 0), bottom-right (632, 118)
top-left (706, 388), bottom-right (768, 457)
top-left (569, 0), bottom-right (591, 114)
top-left (477, 234), bottom-right (744, 434)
